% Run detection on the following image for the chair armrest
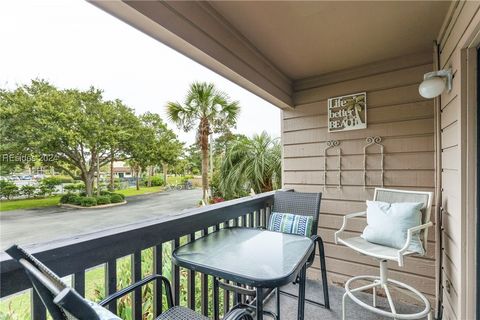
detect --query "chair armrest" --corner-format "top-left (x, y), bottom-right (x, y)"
top-left (334, 211), bottom-right (366, 244)
top-left (398, 222), bottom-right (433, 256)
top-left (99, 274), bottom-right (173, 308)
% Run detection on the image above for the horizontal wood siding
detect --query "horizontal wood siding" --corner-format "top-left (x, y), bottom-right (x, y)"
top-left (283, 53), bottom-right (437, 304)
top-left (437, 1), bottom-right (480, 319)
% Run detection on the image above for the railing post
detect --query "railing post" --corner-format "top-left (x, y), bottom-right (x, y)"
top-left (172, 238), bottom-right (180, 306)
top-left (32, 290), bottom-right (46, 320)
top-left (153, 244), bottom-right (163, 316)
top-left (187, 233), bottom-right (196, 310)
top-left (132, 251), bottom-right (142, 320)
top-left (73, 271), bottom-right (85, 297)
top-left (201, 228), bottom-right (209, 317)
top-left (213, 276), bottom-right (219, 320)
top-left (105, 259), bottom-right (117, 314)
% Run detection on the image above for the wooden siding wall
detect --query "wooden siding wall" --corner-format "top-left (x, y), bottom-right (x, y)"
top-left (437, 2), bottom-right (480, 320)
top-left (282, 53), bottom-right (437, 304)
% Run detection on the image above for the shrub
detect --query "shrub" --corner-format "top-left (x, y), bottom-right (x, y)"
top-left (80, 197), bottom-right (97, 207)
top-left (151, 175), bottom-right (164, 187)
top-left (41, 177), bottom-right (63, 187)
top-left (110, 194), bottom-right (124, 203)
top-left (53, 175), bottom-right (74, 183)
top-left (64, 183), bottom-right (84, 193)
top-left (72, 196), bottom-right (83, 205)
top-left (96, 195), bottom-right (111, 205)
top-left (0, 181), bottom-right (19, 200)
top-left (36, 184), bottom-right (54, 197)
top-left (60, 193), bottom-right (78, 204)
top-left (20, 185), bottom-right (36, 198)
top-left (111, 192), bottom-right (125, 200)
top-left (99, 190), bottom-right (113, 196)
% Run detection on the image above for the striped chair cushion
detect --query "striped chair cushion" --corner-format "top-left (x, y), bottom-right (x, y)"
top-left (268, 212), bottom-right (313, 237)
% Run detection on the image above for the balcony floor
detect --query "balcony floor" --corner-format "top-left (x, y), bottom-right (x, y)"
top-left (264, 279), bottom-right (428, 320)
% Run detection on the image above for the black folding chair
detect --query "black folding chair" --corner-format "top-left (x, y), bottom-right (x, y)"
top-left (219, 191), bottom-right (330, 319)
top-left (6, 245), bottom-right (253, 320)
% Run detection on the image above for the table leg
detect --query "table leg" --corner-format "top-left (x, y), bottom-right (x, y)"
top-left (297, 264), bottom-right (307, 320)
top-left (256, 287), bottom-right (264, 320)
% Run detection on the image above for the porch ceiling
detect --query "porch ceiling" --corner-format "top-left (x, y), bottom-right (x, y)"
top-left (210, 1), bottom-right (451, 80)
top-left (91, 1), bottom-right (450, 109)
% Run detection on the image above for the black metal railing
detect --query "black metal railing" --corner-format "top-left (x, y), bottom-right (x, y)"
top-left (0, 191), bottom-right (275, 319)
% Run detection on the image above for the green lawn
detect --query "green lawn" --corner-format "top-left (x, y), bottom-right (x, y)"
top-left (115, 186), bottom-right (162, 197)
top-left (0, 187), bottom-right (163, 212)
top-left (0, 196), bottom-right (61, 212)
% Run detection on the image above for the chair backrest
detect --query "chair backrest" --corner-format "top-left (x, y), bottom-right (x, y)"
top-left (6, 245), bottom-right (101, 320)
top-left (373, 188), bottom-right (433, 251)
top-left (272, 191), bottom-right (322, 235)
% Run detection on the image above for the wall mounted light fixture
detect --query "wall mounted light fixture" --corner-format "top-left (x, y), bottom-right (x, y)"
top-left (418, 69), bottom-right (452, 99)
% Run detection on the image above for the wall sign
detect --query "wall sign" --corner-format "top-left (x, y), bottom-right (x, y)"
top-left (328, 92), bottom-right (367, 132)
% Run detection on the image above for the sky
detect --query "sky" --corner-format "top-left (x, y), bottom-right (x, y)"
top-left (0, 0), bottom-right (281, 145)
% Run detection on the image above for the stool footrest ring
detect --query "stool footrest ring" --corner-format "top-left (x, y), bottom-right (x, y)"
top-left (342, 275), bottom-right (431, 320)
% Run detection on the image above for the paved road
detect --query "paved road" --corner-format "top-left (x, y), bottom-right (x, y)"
top-left (0, 189), bottom-right (202, 250)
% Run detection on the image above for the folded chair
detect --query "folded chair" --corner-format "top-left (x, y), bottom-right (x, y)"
top-left (219, 191), bottom-right (330, 319)
top-left (335, 188), bottom-right (433, 320)
top-left (6, 245), bottom-right (253, 320)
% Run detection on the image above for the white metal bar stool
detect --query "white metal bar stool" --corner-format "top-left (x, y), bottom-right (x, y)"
top-left (335, 188), bottom-right (433, 320)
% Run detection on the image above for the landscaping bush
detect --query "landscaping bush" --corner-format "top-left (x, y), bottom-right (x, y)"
top-left (41, 177), bottom-right (63, 188)
top-left (110, 194), bottom-right (124, 203)
top-left (36, 184), bottom-right (53, 197)
top-left (96, 195), bottom-right (111, 205)
top-left (146, 175), bottom-right (164, 187)
top-left (60, 193), bottom-right (77, 204)
top-left (0, 181), bottom-right (19, 200)
top-left (72, 196), bottom-right (83, 205)
top-left (20, 185), bottom-right (36, 198)
top-left (80, 197), bottom-right (97, 207)
top-left (111, 192), bottom-right (125, 200)
top-left (63, 183), bottom-right (84, 192)
top-left (53, 175), bottom-right (74, 183)
top-left (99, 190), bottom-right (113, 196)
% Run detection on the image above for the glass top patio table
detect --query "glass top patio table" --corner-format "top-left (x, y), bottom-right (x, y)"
top-left (172, 227), bottom-right (314, 288)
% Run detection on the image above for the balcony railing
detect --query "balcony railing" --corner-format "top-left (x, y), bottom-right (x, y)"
top-left (0, 191), bottom-right (275, 319)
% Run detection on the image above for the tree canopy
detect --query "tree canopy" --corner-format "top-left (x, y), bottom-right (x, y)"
top-left (0, 80), bottom-right (180, 196)
top-left (218, 132), bottom-right (281, 199)
top-left (166, 82), bottom-right (240, 202)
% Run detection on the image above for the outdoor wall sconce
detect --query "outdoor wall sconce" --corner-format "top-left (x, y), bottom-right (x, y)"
top-left (418, 69), bottom-right (452, 98)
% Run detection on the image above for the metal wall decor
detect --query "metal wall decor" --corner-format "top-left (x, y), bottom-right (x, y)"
top-left (363, 136), bottom-right (384, 188)
top-left (328, 92), bottom-right (367, 132)
top-left (323, 140), bottom-right (342, 189)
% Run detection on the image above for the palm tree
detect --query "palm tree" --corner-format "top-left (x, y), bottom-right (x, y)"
top-left (166, 82), bottom-right (240, 202)
top-left (219, 132), bottom-right (281, 199)
top-left (345, 95), bottom-right (365, 127)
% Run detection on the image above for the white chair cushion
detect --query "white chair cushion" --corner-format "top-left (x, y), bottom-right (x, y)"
top-left (361, 201), bottom-right (425, 255)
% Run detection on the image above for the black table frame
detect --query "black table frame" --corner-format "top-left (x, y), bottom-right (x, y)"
top-left (172, 227), bottom-right (314, 320)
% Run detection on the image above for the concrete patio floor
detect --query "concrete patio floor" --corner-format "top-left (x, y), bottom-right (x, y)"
top-left (265, 279), bottom-right (427, 320)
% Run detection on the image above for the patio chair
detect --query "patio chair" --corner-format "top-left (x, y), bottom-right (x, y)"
top-left (335, 188), bottom-right (433, 320)
top-left (5, 245), bottom-right (253, 320)
top-left (219, 190), bottom-right (330, 318)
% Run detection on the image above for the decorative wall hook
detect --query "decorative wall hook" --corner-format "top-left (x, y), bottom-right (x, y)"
top-left (323, 140), bottom-right (342, 189)
top-left (363, 136), bottom-right (384, 188)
